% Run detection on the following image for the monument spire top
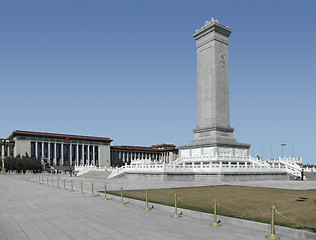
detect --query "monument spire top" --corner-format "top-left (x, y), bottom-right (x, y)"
top-left (194, 18), bottom-right (232, 40)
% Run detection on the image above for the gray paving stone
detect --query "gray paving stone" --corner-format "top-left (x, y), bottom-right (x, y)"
top-left (1, 174), bottom-right (315, 240)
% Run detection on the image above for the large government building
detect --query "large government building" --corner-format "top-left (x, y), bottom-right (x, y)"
top-left (1, 130), bottom-right (178, 170)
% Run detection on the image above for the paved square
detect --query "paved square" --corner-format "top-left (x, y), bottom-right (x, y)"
top-left (0, 175), bottom-right (313, 240)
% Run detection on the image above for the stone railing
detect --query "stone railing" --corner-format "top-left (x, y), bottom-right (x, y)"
top-left (303, 166), bottom-right (316, 172)
top-left (108, 161), bottom-right (286, 179)
top-left (266, 158), bottom-right (302, 177)
top-left (176, 155), bottom-right (251, 163)
top-left (75, 165), bottom-right (110, 176)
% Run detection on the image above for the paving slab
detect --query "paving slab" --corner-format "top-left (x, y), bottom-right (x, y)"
top-left (1, 174), bottom-right (315, 240)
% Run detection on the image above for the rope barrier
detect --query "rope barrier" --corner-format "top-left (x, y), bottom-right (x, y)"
top-left (17, 175), bottom-right (316, 233)
top-left (90, 183), bottom-right (95, 197)
top-left (144, 191), bottom-right (150, 211)
top-left (275, 209), bottom-right (314, 229)
top-left (120, 187), bottom-right (124, 205)
top-left (210, 199), bottom-right (221, 227)
top-left (70, 180), bottom-right (74, 192)
top-left (104, 185), bottom-right (108, 200)
top-left (265, 206), bottom-right (280, 240)
top-left (177, 197), bottom-right (212, 208)
top-left (80, 181), bottom-right (84, 194)
top-left (173, 194), bottom-right (180, 218)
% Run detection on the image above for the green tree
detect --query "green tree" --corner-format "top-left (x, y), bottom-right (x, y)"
top-left (4, 154), bottom-right (42, 172)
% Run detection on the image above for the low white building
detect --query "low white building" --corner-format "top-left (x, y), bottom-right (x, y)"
top-left (5, 130), bottom-right (112, 169)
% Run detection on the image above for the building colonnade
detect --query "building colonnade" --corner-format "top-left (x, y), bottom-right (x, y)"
top-left (31, 141), bottom-right (100, 167)
top-left (111, 149), bottom-right (174, 165)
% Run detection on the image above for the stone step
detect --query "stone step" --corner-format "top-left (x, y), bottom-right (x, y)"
top-left (78, 170), bottom-right (112, 179)
top-left (304, 172), bottom-right (316, 180)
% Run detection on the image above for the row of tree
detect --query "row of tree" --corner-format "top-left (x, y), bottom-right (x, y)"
top-left (3, 154), bottom-right (42, 172)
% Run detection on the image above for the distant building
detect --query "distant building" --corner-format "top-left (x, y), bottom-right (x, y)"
top-left (4, 130), bottom-right (112, 169)
top-left (111, 144), bottom-right (178, 166)
top-left (1, 130), bottom-right (178, 169)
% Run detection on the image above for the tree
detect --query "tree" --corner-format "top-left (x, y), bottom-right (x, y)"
top-left (4, 154), bottom-right (42, 172)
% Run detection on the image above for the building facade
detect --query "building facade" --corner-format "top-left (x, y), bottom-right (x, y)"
top-left (111, 144), bottom-right (178, 166)
top-left (6, 130), bottom-right (112, 169)
top-left (2, 130), bottom-right (179, 170)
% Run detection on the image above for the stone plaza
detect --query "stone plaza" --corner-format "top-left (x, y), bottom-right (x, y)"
top-left (1, 174), bottom-right (315, 240)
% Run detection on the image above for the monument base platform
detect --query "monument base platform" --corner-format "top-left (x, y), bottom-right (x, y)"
top-left (115, 172), bottom-right (288, 182)
top-left (178, 146), bottom-right (250, 163)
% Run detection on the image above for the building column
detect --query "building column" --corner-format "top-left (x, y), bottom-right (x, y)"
top-left (41, 142), bottom-right (44, 164)
top-left (98, 145), bottom-right (101, 167)
top-left (169, 152), bottom-right (173, 163)
top-left (35, 141), bottom-right (38, 159)
top-left (92, 146), bottom-right (95, 165)
top-left (70, 144), bottom-right (72, 166)
top-left (61, 143), bottom-right (64, 166)
top-left (48, 142), bottom-right (51, 165)
top-left (54, 143), bottom-right (57, 165)
top-left (87, 145), bottom-right (90, 165)
top-left (76, 145), bottom-right (79, 166)
top-left (82, 145), bottom-right (85, 165)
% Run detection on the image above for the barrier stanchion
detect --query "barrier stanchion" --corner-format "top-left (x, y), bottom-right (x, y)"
top-left (90, 183), bottom-right (95, 197)
top-left (80, 181), bottom-right (84, 194)
top-left (70, 180), bottom-right (74, 192)
top-left (57, 178), bottom-right (60, 188)
top-left (265, 206), bottom-right (280, 240)
top-left (173, 194), bottom-right (180, 217)
top-left (144, 191), bottom-right (150, 211)
top-left (42, 177), bottom-right (44, 185)
top-left (210, 199), bottom-right (221, 227)
top-left (51, 178), bottom-right (54, 187)
top-left (120, 187), bottom-right (124, 205)
top-left (63, 179), bottom-right (66, 190)
top-left (104, 185), bottom-right (108, 200)
top-left (47, 177), bottom-right (49, 186)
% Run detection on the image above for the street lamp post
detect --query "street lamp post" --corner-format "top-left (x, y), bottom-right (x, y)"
top-left (1, 138), bottom-right (10, 174)
top-left (281, 143), bottom-right (286, 158)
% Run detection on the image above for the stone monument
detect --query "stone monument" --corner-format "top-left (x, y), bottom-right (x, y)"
top-left (108, 18), bottom-right (289, 182)
top-left (179, 18), bottom-right (250, 161)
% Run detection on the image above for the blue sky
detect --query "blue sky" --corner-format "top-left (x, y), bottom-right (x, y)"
top-left (1, 0), bottom-right (315, 164)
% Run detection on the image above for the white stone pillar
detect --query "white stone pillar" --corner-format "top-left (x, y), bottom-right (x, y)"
top-left (76, 145), bottom-right (79, 166)
top-left (41, 142), bottom-right (44, 164)
top-left (61, 143), bottom-right (64, 166)
top-left (98, 145), bottom-right (101, 167)
top-left (54, 143), bottom-right (57, 165)
top-left (87, 145), bottom-right (90, 165)
top-left (48, 142), bottom-right (51, 165)
top-left (70, 144), bottom-right (72, 166)
top-left (35, 141), bottom-right (38, 159)
top-left (92, 146), bottom-right (95, 165)
top-left (82, 145), bottom-right (85, 165)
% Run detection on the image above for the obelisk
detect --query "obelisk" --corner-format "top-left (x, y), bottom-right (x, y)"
top-left (179, 18), bottom-right (250, 160)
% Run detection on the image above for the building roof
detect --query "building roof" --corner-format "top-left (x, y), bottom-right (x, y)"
top-left (111, 144), bottom-right (178, 152)
top-left (8, 130), bottom-right (112, 143)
